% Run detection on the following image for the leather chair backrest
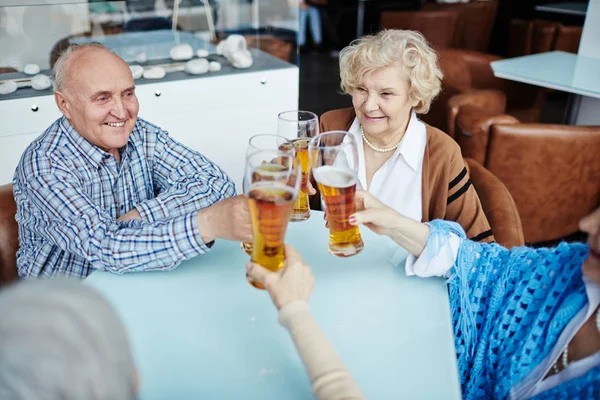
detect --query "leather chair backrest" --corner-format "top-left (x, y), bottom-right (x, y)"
top-left (454, 103), bottom-right (519, 164)
top-left (0, 184), bottom-right (18, 286)
top-left (424, 0), bottom-right (498, 52)
top-left (447, 89), bottom-right (507, 140)
top-left (531, 20), bottom-right (558, 54)
top-left (380, 10), bottom-right (461, 50)
top-left (486, 124), bottom-right (600, 244)
top-left (553, 24), bottom-right (583, 54)
top-left (509, 19), bottom-right (534, 58)
top-left (465, 158), bottom-right (524, 248)
top-left (509, 19), bottom-right (581, 57)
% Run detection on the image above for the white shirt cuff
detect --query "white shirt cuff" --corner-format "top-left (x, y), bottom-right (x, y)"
top-left (405, 234), bottom-right (461, 278)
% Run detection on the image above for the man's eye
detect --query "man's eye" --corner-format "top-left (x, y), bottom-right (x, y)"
top-left (98, 97), bottom-right (108, 102)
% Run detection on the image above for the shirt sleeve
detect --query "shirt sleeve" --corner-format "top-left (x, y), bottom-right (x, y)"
top-left (23, 173), bottom-right (211, 274)
top-left (279, 301), bottom-right (366, 400)
top-left (405, 233), bottom-right (461, 278)
top-left (135, 128), bottom-right (236, 222)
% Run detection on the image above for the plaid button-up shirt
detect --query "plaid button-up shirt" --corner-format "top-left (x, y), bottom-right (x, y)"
top-left (13, 116), bottom-right (235, 278)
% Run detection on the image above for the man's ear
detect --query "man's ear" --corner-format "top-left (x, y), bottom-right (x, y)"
top-left (54, 91), bottom-right (72, 119)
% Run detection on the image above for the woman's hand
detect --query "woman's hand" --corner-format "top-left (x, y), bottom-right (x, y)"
top-left (246, 245), bottom-right (315, 310)
top-left (349, 190), bottom-right (429, 257)
top-left (349, 191), bottom-right (403, 237)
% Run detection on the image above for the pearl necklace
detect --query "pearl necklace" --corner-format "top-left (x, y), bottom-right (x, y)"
top-left (552, 308), bottom-right (600, 375)
top-left (360, 125), bottom-right (401, 153)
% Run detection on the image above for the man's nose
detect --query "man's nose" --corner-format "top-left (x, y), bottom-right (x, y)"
top-left (111, 98), bottom-right (127, 119)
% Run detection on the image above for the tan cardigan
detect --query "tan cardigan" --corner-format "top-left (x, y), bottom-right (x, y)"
top-left (318, 108), bottom-right (494, 243)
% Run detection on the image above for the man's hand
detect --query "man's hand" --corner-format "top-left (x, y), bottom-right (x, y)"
top-left (117, 208), bottom-right (142, 222)
top-left (246, 245), bottom-right (314, 310)
top-left (196, 195), bottom-right (252, 243)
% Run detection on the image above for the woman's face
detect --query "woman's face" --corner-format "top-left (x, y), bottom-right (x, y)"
top-left (580, 207), bottom-right (600, 285)
top-left (351, 64), bottom-right (418, 140)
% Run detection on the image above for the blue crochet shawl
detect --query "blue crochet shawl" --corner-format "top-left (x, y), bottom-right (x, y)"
top-left (427, 220), bottom-right (599, 399)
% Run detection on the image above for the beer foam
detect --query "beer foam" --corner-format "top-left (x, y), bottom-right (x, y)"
top-left (313, 166), bottom-right (357, 188)
top-left (250, 181), bottom-right (295, 196)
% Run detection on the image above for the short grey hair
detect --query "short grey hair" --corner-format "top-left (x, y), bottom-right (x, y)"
top-left (0, 280), bottom-right (137, 400)
top-left (52, 42), bottom-right (115, 92)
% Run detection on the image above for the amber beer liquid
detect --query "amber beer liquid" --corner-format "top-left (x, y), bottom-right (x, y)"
top-left (247, 182), bottom-right (294, 289)
top-left (281, 138), bottom-right (311, 222)
top-left (313, 166), bottom-right (364, 257)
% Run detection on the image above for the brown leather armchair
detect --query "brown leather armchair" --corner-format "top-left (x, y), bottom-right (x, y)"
top-left (423, 0), bottom-right (498, 52)
top-left (464, 158), bottom-right (524, 249)
top-left (422, 49), bottom-right (544, 134)
top-left (380, 10), bottom-right (461, 50)
top-left (0, 184), bottom-right (18, 286)
top-left (509, 19), bottom-right (582, 57)
top-left (454, 106), bottom-right (600, 245)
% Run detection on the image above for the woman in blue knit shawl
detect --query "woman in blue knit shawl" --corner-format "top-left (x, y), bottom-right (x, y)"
top-left (349, 191), bottom-right (600, 399)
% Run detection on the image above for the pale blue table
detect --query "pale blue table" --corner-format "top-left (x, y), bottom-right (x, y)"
top-left (491, 51), bottom-right (600, 124)
top-left (86, 211), bottom-right (461, 400)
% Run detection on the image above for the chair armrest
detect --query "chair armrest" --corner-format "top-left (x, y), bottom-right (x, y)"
top-left (455, 105), bottom-right (518, 165)
top-left (446, 89), bottom-right (506, 139)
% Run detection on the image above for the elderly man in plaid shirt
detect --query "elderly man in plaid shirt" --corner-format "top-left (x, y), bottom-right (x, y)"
top-left (13, 43), bottom-right (251, 278)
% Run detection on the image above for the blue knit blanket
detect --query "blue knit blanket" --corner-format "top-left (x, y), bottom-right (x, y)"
top-left (427, 220), bottom-right (599, 399)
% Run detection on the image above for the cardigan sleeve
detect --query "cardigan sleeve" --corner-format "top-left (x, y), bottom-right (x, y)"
top-left (445, 146), bottom-right (494, 243)
top-left (279, 301), bottom-right (366, 400)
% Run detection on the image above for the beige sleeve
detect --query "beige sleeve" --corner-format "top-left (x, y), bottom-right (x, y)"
top-left (278, 301), bottom-right (366, 400)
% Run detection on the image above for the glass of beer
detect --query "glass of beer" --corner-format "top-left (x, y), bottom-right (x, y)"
top-left (309, 131), bottom-right (364, 257)
top-left (277, 110), bottom-right (319, 222)
top-left (240, 134), bottom-right (294, 255)
top-left (245, 149), bottom-right (300, 289)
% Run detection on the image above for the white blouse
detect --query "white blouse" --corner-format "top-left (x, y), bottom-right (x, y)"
top-left (348, 112), bottom-right (427, 223)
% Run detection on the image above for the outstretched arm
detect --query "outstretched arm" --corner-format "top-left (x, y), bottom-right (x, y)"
top-left (247, 246), bottom-right (365, 400)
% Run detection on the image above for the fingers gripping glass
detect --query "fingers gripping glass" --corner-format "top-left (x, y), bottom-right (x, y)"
top-left (277, 110), bottom-right (319, 222)
top-left (309, 131), bottom-right (364, 257)
top-left (245, 150), bottom-right (301, 289)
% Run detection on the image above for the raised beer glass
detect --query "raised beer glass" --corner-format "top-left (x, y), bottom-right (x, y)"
top-left (277, 110), bottom-right (319, 222)
top-left (245, 150), bottom-right (300, 289)
top-left (309, 131), bottom-right (364, 257)
top-left (240, 134), bottom-right (293, 255)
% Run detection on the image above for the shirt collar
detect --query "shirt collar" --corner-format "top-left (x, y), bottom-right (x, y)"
top-left (350, 111), bottom-right (425, 172)
top-left (59, 116), bottom-right (138, 167)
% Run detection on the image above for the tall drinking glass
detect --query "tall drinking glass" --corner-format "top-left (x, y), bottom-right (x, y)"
top-left (309, 131), bottom-right (364, 257)
top-left (277, 110), bottom-right (319, 222)
top-left (241, 134), bottom-right (293, 255)
top-left (245, 150), bottom-right (300, 289)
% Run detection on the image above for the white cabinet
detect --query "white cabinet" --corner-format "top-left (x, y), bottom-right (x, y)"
top-left (0, 61), bottom-right (299, 191)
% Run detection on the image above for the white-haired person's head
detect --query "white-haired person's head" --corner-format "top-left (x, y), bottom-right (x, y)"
top-left (0, 280), bottom-right (137, 400)
top-left (339, 29), bottom-right (443, 115)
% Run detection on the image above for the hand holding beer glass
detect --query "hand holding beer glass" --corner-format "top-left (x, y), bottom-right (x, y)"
top-left (245, 149), bottom-right (301, 289)
top-left (277, 111), bottom-right (319, 222)
top-left (241, 134), bottom-right (294, 255)
top-left (309, 131), bottom-right (364, 257)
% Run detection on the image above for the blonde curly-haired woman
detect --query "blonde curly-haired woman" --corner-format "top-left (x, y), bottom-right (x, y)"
top-left (318, 29), bottom-right (493, 243)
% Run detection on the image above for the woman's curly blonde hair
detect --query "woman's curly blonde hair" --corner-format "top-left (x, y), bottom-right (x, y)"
top-left (339, 29), bottom-right (443, 114)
